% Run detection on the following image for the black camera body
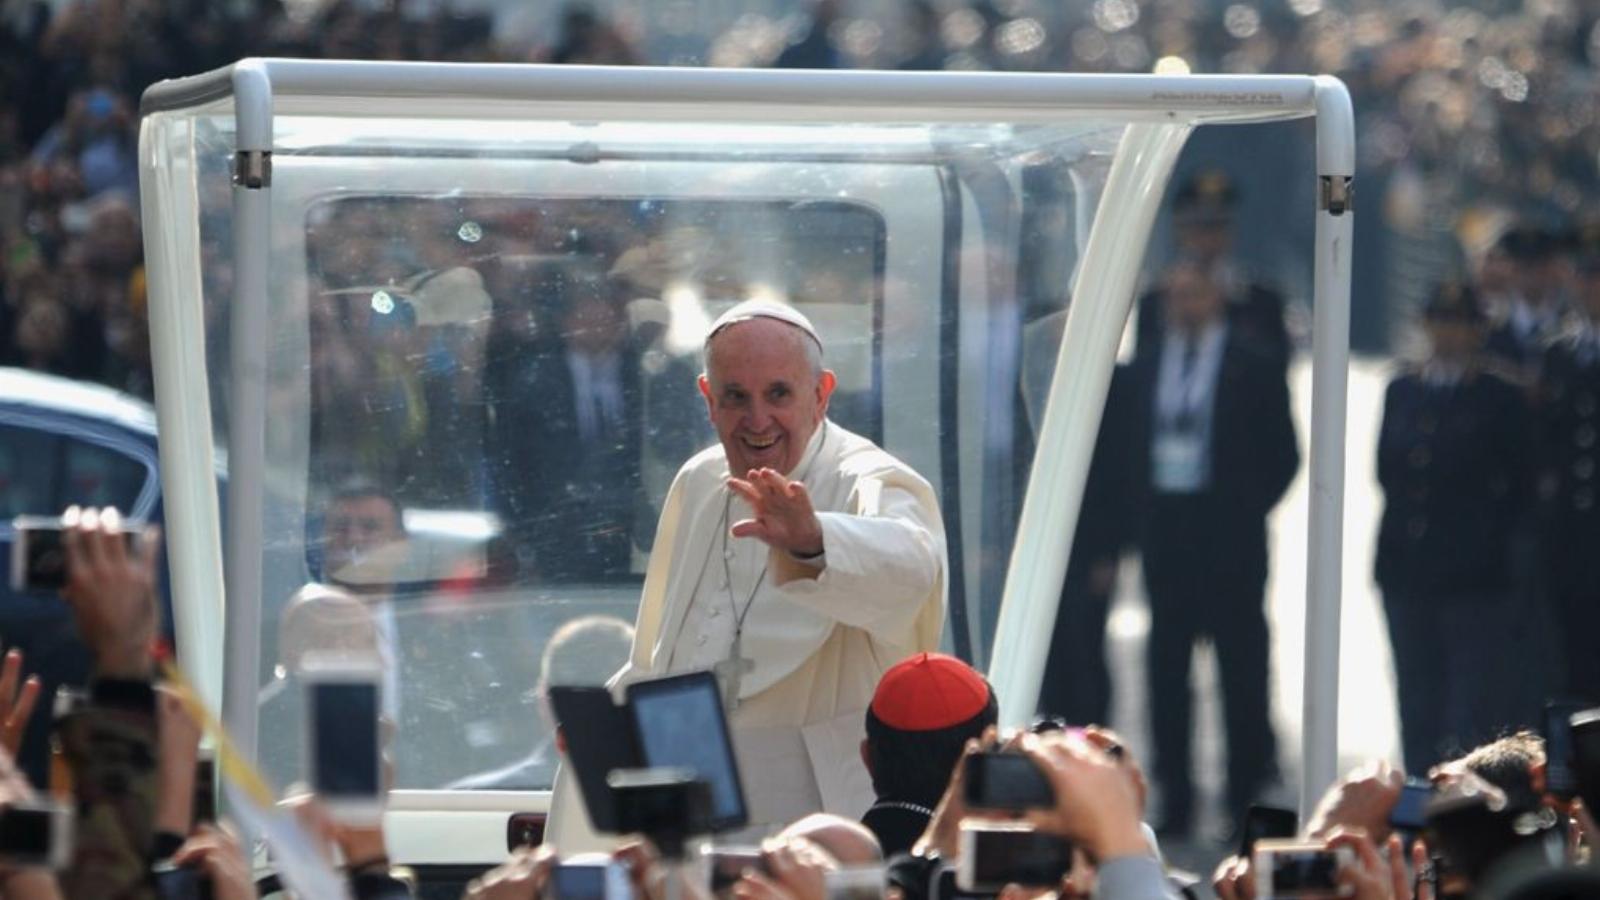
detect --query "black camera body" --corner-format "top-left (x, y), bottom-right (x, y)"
top-left (607, 767), bottom-right (711, 859)
top-left (962, 751), bottom-right (1054, 811)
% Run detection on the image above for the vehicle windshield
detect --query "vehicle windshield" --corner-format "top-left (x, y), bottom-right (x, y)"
top-left (142, 108), bottom-right (1130, 792)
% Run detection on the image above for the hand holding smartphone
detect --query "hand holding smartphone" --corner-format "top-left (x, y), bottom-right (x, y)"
top-left (10, 515), bottom-right (148, 593)
top-left (300, 654), bottom-right (385, 824)
top-left (962, 750), bottom-right (1055, 810)
top-left (1252, 839), bottom-right (1353, 900)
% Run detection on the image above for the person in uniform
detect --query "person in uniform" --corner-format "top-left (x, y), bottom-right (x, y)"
top-left (1130, 258), bottom-right (1299, 835)
top-left (546, 299), bottom-right (947, 848)
top-left (1484, 225), bottom-right (1571, 387)
top-left (1136, 170), bottom-right (1291, 368)
top-left (1537, 243), bottom-right (1600, 703)
top-left (1376, 282), bottom-right (1532, 774)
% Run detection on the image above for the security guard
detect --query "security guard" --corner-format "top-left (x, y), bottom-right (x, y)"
top-left (1485, 225), bottom-right (1572, 388)
top-left (1538, 241), bottom-right (1600, 703)
top-left (1376, 282), bottom-right (1532, 774)
top-left (1137, 170), bottom-right (1291, 367)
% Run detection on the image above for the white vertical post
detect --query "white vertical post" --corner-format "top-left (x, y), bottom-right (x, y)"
top-left (223, 60), bottom-right (273, 773)
top-left (1300, 76), bottom-right (1355, 819)
top-left (139, 116), bottom-right (228, 714)
top-left (989, 123), bottom-right (1191, 726)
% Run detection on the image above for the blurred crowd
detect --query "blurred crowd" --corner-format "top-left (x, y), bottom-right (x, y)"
top-left (1, 0), bottom-right (1599, 399)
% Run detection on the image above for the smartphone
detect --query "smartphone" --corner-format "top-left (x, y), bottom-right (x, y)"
top-left (956, 824), bottom-right (1074, 893)
top-left (626, 672), bottom-right (748, 833)
top-left (1543, 700), bottom-right (1588, 800)
top-left (1252, 840), bottom-right (1353, 900)
top-left (710, 847), bottom-right (769, 892)
top-left (191, 753), bottom-right (217, 828)
top-left (826, 866), bottom-right (886, 900)
top-left (151, 860), bottom-right (214, 900)
top-left (550, 858), bottom-right (632, 900)
top-left (10, 516), bottom-right (146, 593)
top-left (1388, 778), bottom-right (1432, 834)
top-left (300, 655), bottom-right (385, 824)
top-left (1238, 804), bottom-right (1299, 857)
top-left (0, 801), bottom-right (73, 870)
top-left (1571, 708), bottom-right (1600, 814)
top-left (547, 686), bottom-right (638, 833)
top-left (962, 750), bottom-right (1055, 810)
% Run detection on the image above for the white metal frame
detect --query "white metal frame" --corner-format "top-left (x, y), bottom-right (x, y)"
top-left (140, 60), bottom-right (1353, 826)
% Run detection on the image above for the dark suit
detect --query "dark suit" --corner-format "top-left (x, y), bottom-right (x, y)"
top-left (1375, 367), bottom-right (1531, 772)
top-left (1131, 329), bottom-right (1298, 825)
top-left (1486, 312), bottom-right (1563, 387)
top-left (1038, 368), bottom-right (1136, 724)
top-left (1137, 276), bottom-right (1290, 368)
top-left (487, 337), bottom-right (644, 581)
top-left (1538, 335), bottom-right (1600, 702)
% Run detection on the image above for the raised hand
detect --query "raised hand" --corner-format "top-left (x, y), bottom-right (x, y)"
top-left (727, 469), bottom-right (824, 558)
top-left (59, 507), bottom-right (162, 680)
top-left (0, 650), bottom-right (41, 758)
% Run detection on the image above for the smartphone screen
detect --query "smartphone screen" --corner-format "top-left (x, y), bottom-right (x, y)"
top-left (1238, 804), bottom-right (1298, 856)
top-left (1389, 780), bottom-right (1431, 833)
top-left (11, 521), bottom-right (67, 593)
top-left (0, 805), bottom-right (58, 867)
top-left (963, 752), bottom-right (1054, 810)
top-left (1544, 700), bottom-right (1587, 798)
top-left (961, 828), bottom-right (1074, 890)
top-left (310, 681), bottom-right (380, 799)
top-left (11, 518), bottom-right (146, 593)
top-left (552, 864), bottom-right (607, 900)
top-left (627, 672), bottom-right (747, 831)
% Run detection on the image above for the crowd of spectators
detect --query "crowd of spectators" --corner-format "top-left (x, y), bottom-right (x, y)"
top-left (11, 515), bottom-right (1600, 900)
top-left (0, 0), bottom-right (1598, 399)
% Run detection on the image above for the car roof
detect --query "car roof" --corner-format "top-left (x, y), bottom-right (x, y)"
top-left (0, 368), bottom-right (160, 437)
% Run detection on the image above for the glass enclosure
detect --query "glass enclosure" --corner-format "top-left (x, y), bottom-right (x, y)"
top-left (143, 98), bottom-right (1137, 792)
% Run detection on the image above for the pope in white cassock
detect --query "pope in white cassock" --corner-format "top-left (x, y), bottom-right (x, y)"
top-left (546, 300), bottom-right (947, 846)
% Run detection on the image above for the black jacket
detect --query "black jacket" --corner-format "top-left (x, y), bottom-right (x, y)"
top-left (1375, 367), bottom-right (1530, 596)
top-left (1537, 336), bottom-right (1600, 582)
top-left (1127, 332), bottom-right (1299, 517)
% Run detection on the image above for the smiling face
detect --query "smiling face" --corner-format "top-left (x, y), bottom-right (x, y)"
top-left (699, 317), bottom-right (836, 477)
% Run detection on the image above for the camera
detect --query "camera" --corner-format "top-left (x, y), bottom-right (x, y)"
top-left (709, 848), bottom-right (769, 892)
top-left (1238, 804), bottom-right (1298, 857)
top-left (151, 860), bottom-right (214, 900)
top-left (1388, 778), bottom-right (1432, 835)
top-left (608, 767), bottom-right (711, 859)
top-left (1569, 708), bottom-right (1600, 815)
top-left (962, 751), bottom-right (1054, 811)
top-left (1542, 700), bottom-right (1589, 800)
top-left (550, 856), bottom-right (632, 900)
top-left (825, 866), bottom-right (887, 900)
top-left (10, 515), bottom-right (149, 593)
top-left (956, 823), bottom-right (1073, 893)
top-left (1251, 840), bottom-right (1353, 899)
top-left (0, 801), bottom-right (73, 870)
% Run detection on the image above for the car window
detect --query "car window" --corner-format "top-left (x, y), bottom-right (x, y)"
top-left (60, 438), bottom-right (150, 514)
top-left (0, 424), bottom-right (61, 519)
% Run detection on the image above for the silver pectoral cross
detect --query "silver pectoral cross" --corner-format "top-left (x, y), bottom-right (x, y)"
top-left (713, 635), bottom-right (757, 713)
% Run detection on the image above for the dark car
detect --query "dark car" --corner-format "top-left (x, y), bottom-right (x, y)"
top-left (0, 367), bottom-right (179, 782)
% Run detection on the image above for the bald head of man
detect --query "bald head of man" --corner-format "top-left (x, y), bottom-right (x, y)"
top-left (778, 813), bottom-right (883, 867)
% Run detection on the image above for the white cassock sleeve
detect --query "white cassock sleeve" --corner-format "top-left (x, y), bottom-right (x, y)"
top-left (774, 475), bottom-right (943, 641)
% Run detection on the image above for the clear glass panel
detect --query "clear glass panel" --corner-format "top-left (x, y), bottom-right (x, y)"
top-left (59, 439), bottom-right (150, 511)
top-left (0, 425), bottom-right (61, 518)
top-left (155, 110), bottom-right (1133, 793)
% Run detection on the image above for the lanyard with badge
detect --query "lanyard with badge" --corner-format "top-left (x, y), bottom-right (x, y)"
top-left (1153, 337), bottom-right (1210, 493)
